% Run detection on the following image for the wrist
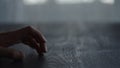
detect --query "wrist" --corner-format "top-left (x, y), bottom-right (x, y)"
top-left (0, 29), bottom-right (24, 47)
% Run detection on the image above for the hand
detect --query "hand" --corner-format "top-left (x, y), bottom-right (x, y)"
top-left (20, 26), bottom-right (47, 54)
top-left (0, 26), bottom-right (47, 60)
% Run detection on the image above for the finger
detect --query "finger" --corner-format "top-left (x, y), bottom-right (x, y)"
top-left (22, 37), bottom-right (36, 49)
top-left (25, 38), bottom-right (44, 55)
top-left (29, 26), bottom-right (47, 43)
top-left (40, 43), bottom-right (47, 53)
top-left (29, 27), bottom-right (47, 52)
top-left (21, 36), bottom-right (45, 54)
top-left (0, 47), bottom-right (24, 60)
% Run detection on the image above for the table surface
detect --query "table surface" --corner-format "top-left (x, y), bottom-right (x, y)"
top-left (0, 22), bottom-right (120, 68)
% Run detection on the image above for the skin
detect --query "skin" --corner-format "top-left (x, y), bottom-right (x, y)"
top-left (0, 26), bottom-right (47, 60)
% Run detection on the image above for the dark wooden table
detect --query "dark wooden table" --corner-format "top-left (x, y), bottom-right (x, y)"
top-left (0, 22), bottom-right (120, 68)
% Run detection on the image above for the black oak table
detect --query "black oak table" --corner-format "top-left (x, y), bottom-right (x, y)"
top-left (0, 22), bottom-right (120, 68)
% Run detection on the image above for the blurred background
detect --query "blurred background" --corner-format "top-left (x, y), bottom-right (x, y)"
top-left (1, 0), bottom-right (120, 68)
top-left (0, 0), bottom-right (119, 23)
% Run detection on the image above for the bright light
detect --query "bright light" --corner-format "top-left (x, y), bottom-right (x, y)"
top-left (82, 0), bottom-right (94, 3)
top-left (100, 0), bottom-right (114, 4)
top-left (56, 0), bottom-right (94, 4)
top-left (23, 0), bottom-right (47, 5)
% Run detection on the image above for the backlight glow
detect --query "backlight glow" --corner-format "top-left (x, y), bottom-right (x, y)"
top-left (23, 0), bottom-right (47, 5)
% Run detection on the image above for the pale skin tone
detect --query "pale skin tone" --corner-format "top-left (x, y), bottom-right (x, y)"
top-left (0, 26), bottom-right (47, 60)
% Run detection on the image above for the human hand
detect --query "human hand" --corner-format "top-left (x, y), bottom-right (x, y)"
top-left (0, 26), bottom-right (47, 60)
top-left (19, 26), bottom-right (47, 54)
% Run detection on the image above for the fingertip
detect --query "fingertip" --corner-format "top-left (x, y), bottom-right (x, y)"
top-left (40, 43), bottom-right (47, 53)
top-left (42, 48), bottom-right (47, 53)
